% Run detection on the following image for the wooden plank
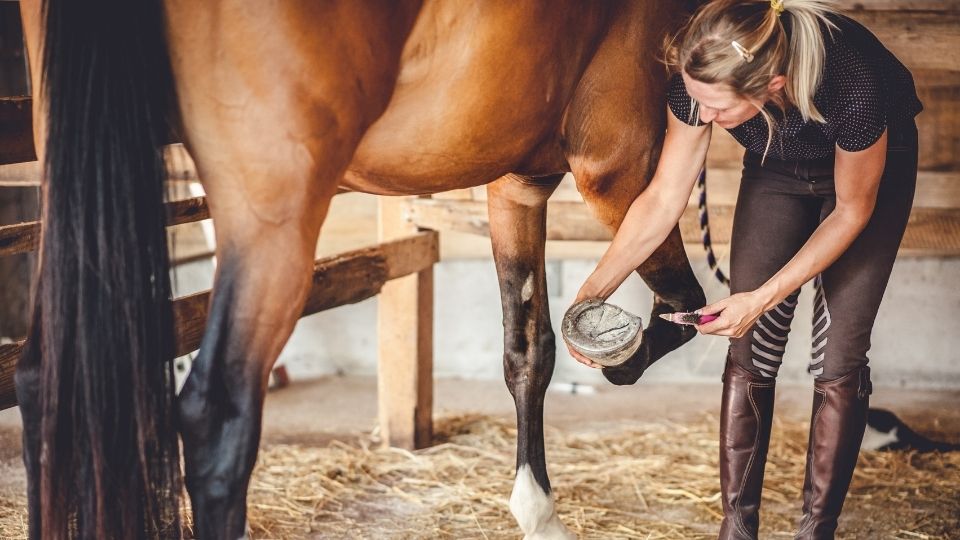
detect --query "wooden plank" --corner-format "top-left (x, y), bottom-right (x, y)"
top-left (0, 220), bottom-right (38, 257)
top-left (843, 1), bottom-right (960, 11)
top-left (0, 342), bottom-right (19, 411)
top-left (0, 97), bottom-right (35, 166)
top-left (693, 168), bottom-right (960, 208)
top-left (914, 71), bottom-right (960, 171)
top-left (174, 230), bottom-right (437, 357)
top-left (850, 10), bottom-right (960, 72)
top-left (0, 230), bottom-right (439, 410)
top-left (0, 196), bottom-right (211, 258)
top-left (407, 199), bottom-right (702, 243)
top-left (1, 145), bottom-right (199, 187)
top-left (0, 161), bottom-right (41, 186)
top-left (377, 197), bottom-right (434, 450)
top-left (166, 196), bottom-right (210, 226)
top-left (406, 198), bottom-right (960, 253)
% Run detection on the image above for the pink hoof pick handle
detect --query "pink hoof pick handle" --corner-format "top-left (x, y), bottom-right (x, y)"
top-left (658, 311), bottom-right (718, 325)
top-left (561, 299), bottom-right (643, 368)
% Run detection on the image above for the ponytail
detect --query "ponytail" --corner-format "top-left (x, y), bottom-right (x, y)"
top-left (782, 0), bottom-right (837, 123)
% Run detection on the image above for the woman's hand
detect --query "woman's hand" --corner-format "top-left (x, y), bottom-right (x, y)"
top-left (561, 279), bottom-right (606, 368)
top-left (565, 288), bottom-right (606, 369)
top-left (565, 341), bottom-right (605, 369)
top-left (694, 291), bottom-right (769, 338)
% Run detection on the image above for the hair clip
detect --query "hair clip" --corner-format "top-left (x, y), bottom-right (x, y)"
top-left (770, 0), bottom-right (785, 16)
top-left (731, 40), bottom-right (754, 63)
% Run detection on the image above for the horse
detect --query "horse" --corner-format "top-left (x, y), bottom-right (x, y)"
top-left (15, 1), bottom-right (706, 538)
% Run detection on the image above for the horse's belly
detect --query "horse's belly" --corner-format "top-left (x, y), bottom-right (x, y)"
top-left (342, 1), bottom-right (607, 196)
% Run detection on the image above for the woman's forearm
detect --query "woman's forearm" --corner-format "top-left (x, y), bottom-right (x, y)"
top-left (580, 184), bottom-right (686, 300)
top-left (576, 106), bottom-right (711, 302)
top-left (755, 205), bottom-right (872, 310)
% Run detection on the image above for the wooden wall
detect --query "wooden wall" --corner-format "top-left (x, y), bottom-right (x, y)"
top-left (0, 2), bottom-right (36, 339)
top-left (0, 1), bottom-right (958, 262)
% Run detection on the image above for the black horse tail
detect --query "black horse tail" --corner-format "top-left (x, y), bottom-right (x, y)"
top-left (34, 0), bottom-right (181, 537)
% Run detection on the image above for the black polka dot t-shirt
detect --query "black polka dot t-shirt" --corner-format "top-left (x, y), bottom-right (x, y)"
top-left (667, 13), bottom-right (923, 159)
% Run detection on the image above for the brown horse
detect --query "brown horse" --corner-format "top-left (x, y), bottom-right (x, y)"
top-left (17, 1), bottom-right (705, 538)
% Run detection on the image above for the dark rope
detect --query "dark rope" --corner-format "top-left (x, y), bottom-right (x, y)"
top-left (697, 168), bottom-right (730, 287)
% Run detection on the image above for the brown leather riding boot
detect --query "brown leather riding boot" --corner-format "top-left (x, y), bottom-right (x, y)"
top-left (795, 366), bottom-right (872, 540)
top-left (718, 360), bottom-right (776, 540)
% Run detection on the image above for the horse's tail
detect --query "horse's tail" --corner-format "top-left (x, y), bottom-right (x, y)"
top-left (35, 0), bottom-right (181, 537)
top-left (697, 168), bottom-right (730, 287)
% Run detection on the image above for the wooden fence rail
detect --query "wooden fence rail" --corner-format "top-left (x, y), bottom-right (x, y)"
top-left (0, 230), bottom-right (439, 412)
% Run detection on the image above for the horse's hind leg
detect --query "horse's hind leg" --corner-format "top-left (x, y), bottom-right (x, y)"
top-left (162, 2), bottom-right (419, 535)
top-left (177, 176), bottom-right (334, 538)
top-left (488, 174), bottom-right (574, 539)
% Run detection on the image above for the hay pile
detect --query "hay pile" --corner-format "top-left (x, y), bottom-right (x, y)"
top-left (1, 414), bottom-right (957, 539)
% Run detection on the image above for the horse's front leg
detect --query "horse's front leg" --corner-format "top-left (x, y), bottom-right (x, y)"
top-left (488, 174), bottom-right (574, 540)
top-left (569, 135), bottom-right (706, 387)
top-left (177, 182), bottom-right (333, 539)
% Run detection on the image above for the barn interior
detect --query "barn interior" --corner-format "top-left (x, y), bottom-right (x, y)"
top-left (1, 1), bottom-right (958, 538)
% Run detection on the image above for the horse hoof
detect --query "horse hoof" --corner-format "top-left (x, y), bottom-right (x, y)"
top-left (561, 299), bottom-right (642, 368)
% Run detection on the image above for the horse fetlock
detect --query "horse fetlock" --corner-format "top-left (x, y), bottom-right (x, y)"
top-left (189, 475), bottom-right (249, 540)
top-left (601, 333), bottom-right (661, 386)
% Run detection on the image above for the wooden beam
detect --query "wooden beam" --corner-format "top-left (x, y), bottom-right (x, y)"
top-left (0, 145), bottom-right (204, 187)
top-left (0, 230), bottom-right (439, 410)
top-left (0, 220), bottom-right (38, 258)
top-left (843, 1), bottom-right (960, 11)
top-left (377, 197), bottom-right (434, 450)
top-left (847, 10), bottom-right (960, 72)
top-left (0, 161), bottom-right (41, 187)
top-left (0, 97), bottom-right (35, 166)
top-left (173, 230), bottom-right (437, 357)
top-left (406, 197), bottom-right (960, 254)
top-left (693, 168), bottom-right (960, 208)
top-left (0, 196), bottom-right (211, 258)
top-left (0, 342), bottom-right (18, 411)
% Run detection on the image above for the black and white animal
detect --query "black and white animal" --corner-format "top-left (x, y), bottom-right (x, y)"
top-left (862, 408), bottom-right (960, 452)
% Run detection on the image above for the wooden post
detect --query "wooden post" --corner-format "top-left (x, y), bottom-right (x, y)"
top-left (377, 196), bottom-right (434, 449)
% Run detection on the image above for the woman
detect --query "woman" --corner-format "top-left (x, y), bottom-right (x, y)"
top-left (567, 0), bottom-right (922, 538)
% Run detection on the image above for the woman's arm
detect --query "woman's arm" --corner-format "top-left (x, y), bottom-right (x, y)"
top-left (697, 131), bottom-right (889, 337)
top-left (576, 106), bottom-right (712, 302)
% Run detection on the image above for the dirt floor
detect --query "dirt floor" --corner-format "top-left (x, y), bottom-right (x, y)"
top-left (0, 376), bottom-right (957, 539)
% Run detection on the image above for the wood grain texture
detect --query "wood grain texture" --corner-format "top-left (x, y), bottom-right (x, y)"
top-left (0, 97), bottom-right (34, 166)
top-left (377, 197), bottom-right (434, 450)
top-left (0, 231), bottom-right (439, 411)
top-left (406, 197), bottom-right (960, 254)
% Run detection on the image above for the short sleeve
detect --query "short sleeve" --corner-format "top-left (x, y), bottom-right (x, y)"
top-left (667, 73), bottom-right (705, 127)
top-left (835, 56), bottom-right (886, 152)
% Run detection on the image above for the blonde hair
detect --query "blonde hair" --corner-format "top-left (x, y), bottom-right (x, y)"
top-left (665, 0), bottom-right (838, 158)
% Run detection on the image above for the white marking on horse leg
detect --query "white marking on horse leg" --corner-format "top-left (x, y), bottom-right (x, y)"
top-left (510, 465), bottom-right (574, 540)
top-left (861, 425), bottom-right (899, 451)
top-left (520, 272), bottom-right (535, 303)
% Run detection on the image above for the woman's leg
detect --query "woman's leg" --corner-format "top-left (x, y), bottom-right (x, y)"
top-left (720, 159), bottom-right (822, 539)
top-left (797, 126), bottom-right (918, 539)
